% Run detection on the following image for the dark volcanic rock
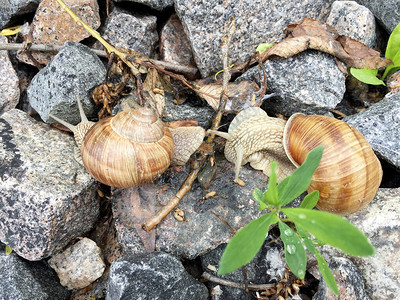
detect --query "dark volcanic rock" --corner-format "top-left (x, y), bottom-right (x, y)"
top-left (106, 252), bottom-right (208, 300)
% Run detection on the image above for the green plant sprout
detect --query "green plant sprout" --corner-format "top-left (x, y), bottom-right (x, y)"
top-left (218, 146), bottom-right (374, 295)
top-left (350, 22), bottom-right (400, 85)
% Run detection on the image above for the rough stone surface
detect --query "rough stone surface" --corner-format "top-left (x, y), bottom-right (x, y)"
top-left (312, 256), bottom-right (370, 300)
top-left (239, 51), bottom-right (346, 116)
top-left (113, 0), bottom-right (173, 11)
top-left (344, 93), bottom-right (400, 168)
top-left (0, 245), bottom-right (70, 299)
top-left (17, 0), bottom-right (101, 66)
top-left (357, 0), bottom-right (400, 33)
top-left (99, 8), bottom-right (158, 57)
top-left (174, 0), bottom-right (335, 77)
top-left (164, 96), bottom-right (214, 128)
top-left (112, 158), bottom-right (269, 259)
top-left (0, 35), bottom-right (20, 115)
top-left (106, 252), bottom-right (209, 300)
top-left (48, 238), bottom-right (105, 290)
top-left (319, 188), bottom-right (400, 300)
top-left (160, 14), bottom-right (196, 68)
top-left (0, 109), bottom-right (99, 260)
top-left (327, 1), bottom-right (377, 48)
top-left (201, 241), bottom-right (286, 300)
top-left (28, 42), bottom-right (106, 125)
top-left (0, 0), bottom-right (40, 29)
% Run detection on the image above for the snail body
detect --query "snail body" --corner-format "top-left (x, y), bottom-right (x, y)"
top-left (283, 113), bottom-right (382, 215)
top-left (208, 107), bottom-right (296, 182)
top-left (209, 107), bottom-right (382, 215)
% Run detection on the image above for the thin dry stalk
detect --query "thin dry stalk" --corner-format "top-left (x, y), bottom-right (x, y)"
top-left (201, 272), bottom-right (275, 291)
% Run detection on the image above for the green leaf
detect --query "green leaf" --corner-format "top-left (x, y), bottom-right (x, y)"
top-left (300, 190), bottom-right (319, 209)
top-left (263, 161), bottom-right (279, 206)
top-left (256, 43), bottom-right (274, 54)
top-left (253, 188), bottom-right (267, 210)
top-left (5, 245), bottom-right (12, 256)
top-left (382, 64), bottom-right (400, 80)
top-left (385, 21), bottom-right (400, 61)
top-left (350, 68), bottom-right (385, 85)
top-left (282, 208), bottom-right (374, 256)
top-left (218, 212), bottom-right (279, 275)
top-left (316, 250), bottom-right (339, 296)
top-left (278, 221), bottom-right (307, 279)
top-left (278, 145), bottom-right (323, 206)
top-left (296, 224), bottom-right (316, 255)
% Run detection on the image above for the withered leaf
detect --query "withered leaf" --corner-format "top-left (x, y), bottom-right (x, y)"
top-left (197, 80), bottom-right (261, 113)
top-left (285, 18), bottom-right (338, 39)
top-left (166, 120), bottom-right (199, 128)
top-left (142, 68), bottom-right (166, 116)
top-left (113, 186), bottom-right (157, 252)
top-left (263, 18), bottom-right (391, 69)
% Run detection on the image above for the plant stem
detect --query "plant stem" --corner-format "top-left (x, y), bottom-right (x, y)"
top-left (201, 272), bottom-right (275, 291)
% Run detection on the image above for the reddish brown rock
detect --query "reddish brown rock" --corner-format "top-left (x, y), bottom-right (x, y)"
top-left (17, 0), bottom-right (100, 66)
top-left (160, 14), bottom-right (196, 68)
top-left (0, 36), bottom-right (20, 114)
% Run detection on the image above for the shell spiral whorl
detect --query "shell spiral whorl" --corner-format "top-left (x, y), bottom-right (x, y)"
top-left (283, 113), bottom-right (382, 215)
top-left (81, 108), bottom-right (174, 188)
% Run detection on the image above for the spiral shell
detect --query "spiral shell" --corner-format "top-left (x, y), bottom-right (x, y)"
top-left (283, 114), bottom-right (382, 215)
top-left (81, 107), bottom-right (174, 188)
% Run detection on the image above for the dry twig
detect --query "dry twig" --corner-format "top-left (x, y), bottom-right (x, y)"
top-left (0, 42), bottom-right (198, 77)
top-left (201, 272), bottom-right (275, 291)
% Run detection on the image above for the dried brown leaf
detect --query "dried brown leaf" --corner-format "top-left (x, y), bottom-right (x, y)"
top-left (166, 119), bottom-right (199, 128)
top-left (142, 68), bottom-right (166, 116)
top-left (263, 18), bottom-right (390, 69)
top-left (197, 80), bottom-right (260, 112)
top-left (112, 186), bottom-right (157, 252)
top-left (337, 35), bottom-right (392, 69)
top-left (285, 17), bottom-right (338, 39)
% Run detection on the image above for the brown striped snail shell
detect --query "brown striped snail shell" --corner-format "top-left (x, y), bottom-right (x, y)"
top-left (81, 108), bottom-right (174, 188)
top-left (283, 113), bottom-right (382, 215)
top-left (49, 99), bottom-right (175, 188)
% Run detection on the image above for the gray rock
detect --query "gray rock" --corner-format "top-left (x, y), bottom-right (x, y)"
top-left (0, 109), bottom-right (99, 260)
top-left (319, 188), bottom-right (400, 299)
top-left (0, 0), bottom-right (40, 29)
top-left (201, 241), bottom-right (286, 300)
top-left (327, 1), bottom-right (377, 48)
top-left (101, 8), bottom-right (158, 57)
top-left (344, 93), bottom-right (400, 168)
top-left (48, 238), bottom-right (105, 290)
top-left (0, 35), bottom-right (20, 115)
top-left (106, 252), bottom-right (208, 300)
top-left (174, 0), bottom-right (335, 77)
top-left (357, 0), bottom-right (400, 33)
top-left (239, 51), bottom-right (346, 116)
top-left (28, 42), bottom-right (106, 125)
top-left (112, 157), bottom-right (269, 259)
top-left (312, 256), bottom-right (370, 300)
top-left (0, 245), bottom-right (70, 299)
top-left (155, 159), bottom-right (270, 259)
top-left (113, 0), bottom-right (173, 11)
top-left (164, 96), bottom-right (214, 128)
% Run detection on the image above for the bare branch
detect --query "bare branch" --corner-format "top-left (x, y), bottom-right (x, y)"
top-left (201, 272), bottom-right (275, 291)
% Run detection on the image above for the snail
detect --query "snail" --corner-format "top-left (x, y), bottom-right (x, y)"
top-left (209, 107), bottom-right (382, 215)
top-left (49, 98), bottom-right (204, 188)
top-left (208, 107), bottom-right (296, 183)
